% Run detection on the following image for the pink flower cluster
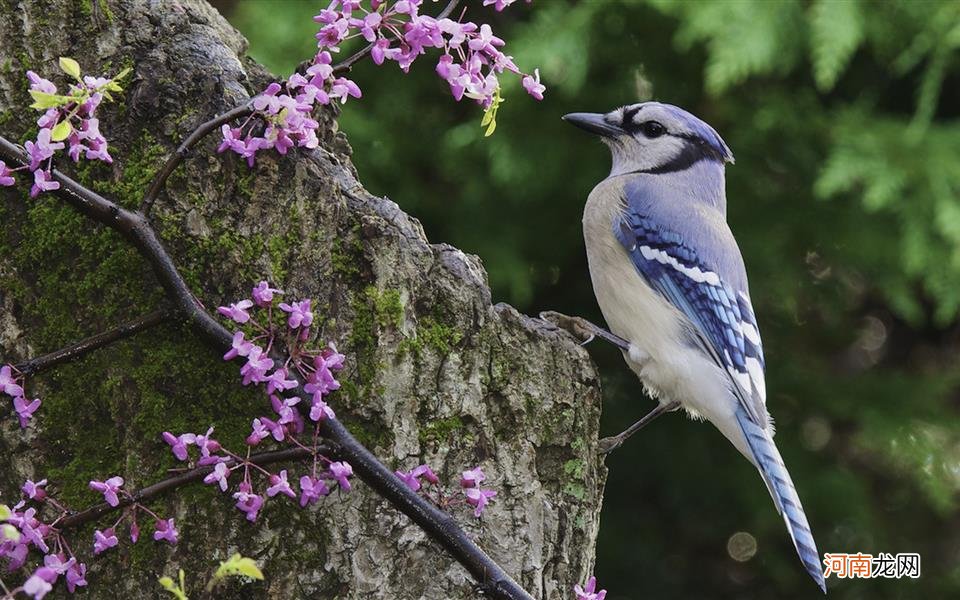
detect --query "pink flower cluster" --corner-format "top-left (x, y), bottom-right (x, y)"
top-left (220, 0), bottom-right (544, 162)
top-left (162, 422), bottom-right (354, 522)
top-left (154, 281), bottom-right (355, 523)
top-left (460, 466), bottom-right (497, 517)
top-left (1, 481), bottom-right (91, 600)
top-left (1, 364), bottom-right (41, 429)
top-left (394, 464), bottom-right (498, 517)
top-left (215, 57), bottom-right (355, 167)
top-left (217, 281), bottom-right (345, 426)
top-left (0, 58), bottom-right (127, 198)
top-left (0, 473), bottom-right (176, 599)
top-left (316, 0), bottom-right (543, 108)
top-left (86, 476), bottom-right (179, 555)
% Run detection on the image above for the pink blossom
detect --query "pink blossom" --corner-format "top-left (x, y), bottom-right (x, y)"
top-left (574, 576), bottom-right (607, 600)
top-left (0, 365), bottom-right (23, 397)
top-left (9, 507), bottom-right (50, 553)
top-left (267, 469), bottom-right (296, 499)
top-left (522, 68), bottom-right (545, 100)
top-left (217, 299), bottom-right (254, 323)
top-left (460, 466), bottom-right (486, 488)
top-left (24, 129), bottom-right (64, 172)
top-left (89, 476), bottom-right (124, 507)
top-left (29, 169), bottom-right (59, 199)
top-left (5, 543), bottom-right (29, 571)
top-left (26, 71), bottom-right (57, 94)
top-left (240, 346), bottom-right (274, 385)
top-left (233, 482), bottom-right (264, 522)
top-left (464, 487), bottom-right (497, 517)
top-left (153, 518), bottom-right (179, 545)
top-left (22, 479), bottom-right (47, 501)
top-left (223, 331), bottom-right (254, 361)
top-left (42, 553), bottom-right (74, 575)
top-left (299, 475), bottom-right (330, 507)
top-left (327, 461), bottom-right (353, 491)
top-left (13, 396), bottom-right (40, 428)
top-left (309, 397), bottom-right (336, 422)
top-left (0, 161), bottom-right (14, 187)
top-left (194, 426), bottom-right (221, 457)
top-left (483, 0), bottom-right (518, 11)
top-left (203, 462), bottom-right (231, 491)
top-left (259, 416), bottom-right (286, 442)
top-left (22, 566), bottom-right (56, 600)
top-left (252, 281), bottom-right (283, 306)
top-left (246, 418), bottom-right (270, 446)
top-left (271, 395), bottom-right (304, 434)
top-left (218, 125), bottom-right (245, 154)
top-left (65, 562), bottom-right (88, 592)
top-left (162, 431), bottom-right (196, 461)
top-left (265, 368), bottom-right (298, 395)
top-left (279, 299), bottom-right (314, 329)
top-left (93, 528), bottom-right (118, 554)
top-left (395, 464), bottom-right (439, 492)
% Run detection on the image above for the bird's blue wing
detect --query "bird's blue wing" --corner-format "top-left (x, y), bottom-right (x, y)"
top-left (614, 213), bottom-right (769, 427)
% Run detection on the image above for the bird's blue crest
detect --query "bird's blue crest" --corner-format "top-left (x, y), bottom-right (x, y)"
top-left (660, 104), bottom-right (735, 164)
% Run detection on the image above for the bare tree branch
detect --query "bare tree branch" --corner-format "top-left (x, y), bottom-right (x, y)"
top-left (13, 309), bottom-right (170, 377)
top-left (139, 103), bottom-right (253, 215)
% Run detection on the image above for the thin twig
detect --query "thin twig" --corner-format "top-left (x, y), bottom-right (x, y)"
top-left (58, 446), bottom-right (323, 529)
top-left (0, 134), bottom-right (534, 600)
top-left (14, 309), bottom-right (170, 377)
top-left (139, 103), bottom-right (253, 215)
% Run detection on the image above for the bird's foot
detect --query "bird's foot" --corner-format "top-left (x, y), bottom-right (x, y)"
top-left (596, 400), bottom-right (681, 456)
top-left (539, 311), bottom-right (630, 351)
top-left (597, 435), bottom-right (625, 455)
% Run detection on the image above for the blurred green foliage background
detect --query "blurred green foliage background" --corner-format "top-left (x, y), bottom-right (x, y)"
top-left (219, 0), bottom-right (960, 598)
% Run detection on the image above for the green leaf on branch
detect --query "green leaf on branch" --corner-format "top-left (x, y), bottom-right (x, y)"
top-left (0, 505), bottom-right (18, 544)
top-left (211, 553), bottom-right (264, 585)
top-left (477, 86), bottom-right (504, 137)
top-left (158, 569), bottom-right (189, 600)
top-left (59, 56), bottom-right (82, 80)
top-left (0, 524), bottom-right (18, 543)
top-left (28, 90), bottom-right (68, 109)
top-left (50, 119), bottom-right (72, 142)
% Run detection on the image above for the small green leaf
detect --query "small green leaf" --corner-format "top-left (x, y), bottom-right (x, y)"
top-left (50, 119), bottom-right (72, 142)
top-left (0, 504), bottom-right (11, 520)
top-left (158, 572), bottom-right (189, 600)
top-left (28, 90), bottom-right (67, 109)
top-left (213, 553), bottom-right (264, 582)
top-left (1, 524), bottom-right (20, 543)
top-left (59, 57), bottom-right (82, 80)
top-left (480, 108), bottom-right (493, 127)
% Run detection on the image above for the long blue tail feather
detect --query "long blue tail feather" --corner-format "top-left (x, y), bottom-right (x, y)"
top-left (736, 410), bottom-right (826, 593)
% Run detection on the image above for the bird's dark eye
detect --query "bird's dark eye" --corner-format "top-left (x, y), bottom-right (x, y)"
top-left (639, 121), bottom-right (666, 138)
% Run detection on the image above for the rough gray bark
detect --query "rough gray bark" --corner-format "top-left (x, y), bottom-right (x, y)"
top-left (0, 1), bottom-right (605, 599)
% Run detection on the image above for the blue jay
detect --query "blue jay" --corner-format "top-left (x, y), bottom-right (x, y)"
top-left (562, 102), bottom-right (825, 593)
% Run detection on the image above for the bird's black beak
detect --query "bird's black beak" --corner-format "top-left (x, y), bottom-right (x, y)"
top-left (562, 112), bottom-right (623, 138)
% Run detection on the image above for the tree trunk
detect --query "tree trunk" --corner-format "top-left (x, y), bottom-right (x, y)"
top-left (0, 1), bottom-right (605, 598)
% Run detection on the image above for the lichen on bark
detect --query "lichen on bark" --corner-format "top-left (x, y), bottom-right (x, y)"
top-left (0, 1), bottom-right (606, 598)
